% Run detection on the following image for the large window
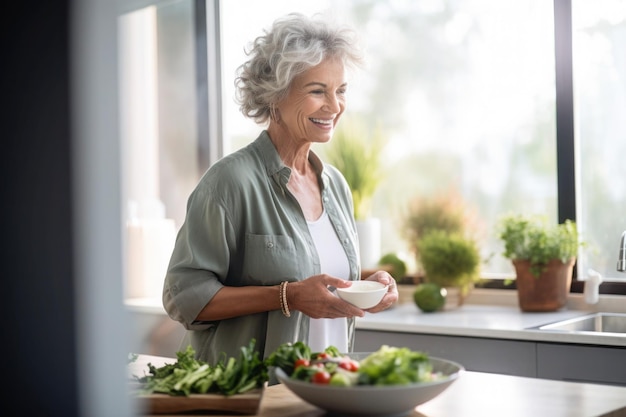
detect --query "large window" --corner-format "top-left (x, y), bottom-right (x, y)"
top-left (118, 0), bottom-right (626, 298)
top-left (221, 0), bottom-right (560, 277)
top-left (220, 0), bottom-right (626, 289)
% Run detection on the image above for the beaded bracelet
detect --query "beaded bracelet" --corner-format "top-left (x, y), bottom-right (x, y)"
top-left (279, 281), bottom-right (291, 317)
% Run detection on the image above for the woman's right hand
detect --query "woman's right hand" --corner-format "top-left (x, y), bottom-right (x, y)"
top-left (286, 275), bottom-right (364, 319)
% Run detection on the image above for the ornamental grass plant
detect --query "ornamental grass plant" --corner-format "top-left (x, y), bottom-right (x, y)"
top-left (324, 117), bottom-right (386, 220)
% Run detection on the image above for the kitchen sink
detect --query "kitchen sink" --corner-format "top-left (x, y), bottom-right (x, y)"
top-left (534, 312), bottom-right (626, 335)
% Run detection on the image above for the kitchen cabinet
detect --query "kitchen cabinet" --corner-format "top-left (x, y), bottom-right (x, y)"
top-left (537, 343), bottom-right (626, 385)
top-left (355, 330), bottom-right (537, 377)
top-left (355, 329), bottom-right (626, 385)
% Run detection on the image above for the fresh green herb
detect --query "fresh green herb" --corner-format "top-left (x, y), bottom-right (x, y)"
top-left (135, 339), bottom-right (267, 396)
top-left (498, 214), bottom-right (582, 277)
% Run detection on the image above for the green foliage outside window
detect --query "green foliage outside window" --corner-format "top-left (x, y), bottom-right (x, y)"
top-left (324, 118), bottom-right (386, 221)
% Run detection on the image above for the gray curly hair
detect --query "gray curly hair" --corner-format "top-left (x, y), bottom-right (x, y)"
top-left (234, 13), bottom-right (364, 124)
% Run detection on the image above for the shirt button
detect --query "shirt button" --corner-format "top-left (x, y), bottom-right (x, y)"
top-left (323, 197), bottom-right (329, 203)
top-left (266, 242), bottom-right (274, 249)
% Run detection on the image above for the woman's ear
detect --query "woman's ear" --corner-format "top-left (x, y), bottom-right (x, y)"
top-left (270, 103), bottom-right (281, 122)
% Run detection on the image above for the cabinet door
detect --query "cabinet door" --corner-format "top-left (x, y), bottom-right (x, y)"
top-left (537, 343), bottom-right (626, 385)
top-left (355, 330), bottom-right (537, 377)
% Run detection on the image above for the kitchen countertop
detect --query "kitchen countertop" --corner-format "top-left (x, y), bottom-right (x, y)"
top-left (357, 302), bottom-right (626, 347)
top-left (129, 354), bottom-right (626, 417)
top-left (126, 289), bottom-right (626, 348)
top-left (355, 288), bottom-right (626, 347)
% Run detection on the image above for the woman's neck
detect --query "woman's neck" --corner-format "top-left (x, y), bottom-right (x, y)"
top-left (266, 126), bottom-right (311, 174)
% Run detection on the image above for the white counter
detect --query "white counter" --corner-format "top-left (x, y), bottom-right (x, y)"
top-left (126, 289), bottom-right (626, 351)
top-left (357, 297), bottom-right (626, 347)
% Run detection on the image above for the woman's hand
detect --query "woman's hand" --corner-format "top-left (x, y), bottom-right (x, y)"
top-left (363, 270), bottom-right (398, 313)
top-left (287, 274), bottom-right (365, 319)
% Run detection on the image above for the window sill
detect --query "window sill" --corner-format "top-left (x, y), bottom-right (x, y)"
top-left (396, 286), bottom-right (626, 314)
top-left (398, 274), bottom-right (626, 296)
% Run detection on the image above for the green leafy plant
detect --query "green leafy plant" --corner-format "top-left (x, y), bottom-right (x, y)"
top-left (417, 230), bottom-right (480, 295)
top-left (325, 118), bottom-right (386, 220)
top-left (402, 189), bottom-right (481, 277)
top-left (498, 214), bottom-right (582, 277)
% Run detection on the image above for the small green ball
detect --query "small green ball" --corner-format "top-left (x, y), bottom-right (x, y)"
top-left (413, 283), bottom-right (447, 312)
top-left (378, 252), bottom-right (407, 279)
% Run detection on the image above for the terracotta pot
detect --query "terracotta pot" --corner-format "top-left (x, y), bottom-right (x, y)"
top-left (512, 258), bottom-right (575, 312)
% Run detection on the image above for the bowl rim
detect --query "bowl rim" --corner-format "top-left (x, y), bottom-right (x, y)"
top-left (336, 281), bottom-right (388, 293)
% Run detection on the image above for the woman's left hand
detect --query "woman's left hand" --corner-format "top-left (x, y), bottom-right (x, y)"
top-left (363, 270), bottom-right (398, 313)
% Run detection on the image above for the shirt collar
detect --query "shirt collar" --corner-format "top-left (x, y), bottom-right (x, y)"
top-left (254, 130), bottom-right (329, 190)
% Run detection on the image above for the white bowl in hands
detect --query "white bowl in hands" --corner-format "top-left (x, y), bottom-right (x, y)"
top-left (336, 280), bottom-right (388, 309)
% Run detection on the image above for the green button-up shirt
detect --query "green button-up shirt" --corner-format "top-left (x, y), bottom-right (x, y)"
top-left (163, 130), bottom-right (360, 365)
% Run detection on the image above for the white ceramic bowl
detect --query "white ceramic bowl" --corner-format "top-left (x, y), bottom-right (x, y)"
top-left (275, 355), bottom-right (464, 417)
top-left (336, 280), bottom-right (388, 309)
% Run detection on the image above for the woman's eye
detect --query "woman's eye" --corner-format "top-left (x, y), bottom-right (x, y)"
top-left (311, 89), bottom-right (325, 95)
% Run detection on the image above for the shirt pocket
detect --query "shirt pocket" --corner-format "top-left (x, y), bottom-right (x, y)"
top-left (243, 234), bottom-right (300, 284)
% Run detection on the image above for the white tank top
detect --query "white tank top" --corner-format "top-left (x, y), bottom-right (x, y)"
top-left (306, 209), bottom-right (351, 353)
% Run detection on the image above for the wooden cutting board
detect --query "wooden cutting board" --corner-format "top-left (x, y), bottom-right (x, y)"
top-left (134, 388), bottom-right (264, 414)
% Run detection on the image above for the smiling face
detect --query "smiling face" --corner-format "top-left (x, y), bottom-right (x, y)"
top-left (274, 58), bottom-right (347, 145)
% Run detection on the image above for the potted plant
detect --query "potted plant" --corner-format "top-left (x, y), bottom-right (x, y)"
top-left (498, 214), bottom-right (582, 312)
top-left (324, 117), bottom-right (386, 269)
top-left (417, 230), bottom-right (481, 308)
top-left (402, 189), bottom-right (481, 284)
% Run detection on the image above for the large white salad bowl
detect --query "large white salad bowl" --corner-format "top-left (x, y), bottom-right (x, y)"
top-left (275, 355), bottom-right (463, 417)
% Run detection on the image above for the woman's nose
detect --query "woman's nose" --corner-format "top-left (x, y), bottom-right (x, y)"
top-left (324, 93), bottom-right (342, 113)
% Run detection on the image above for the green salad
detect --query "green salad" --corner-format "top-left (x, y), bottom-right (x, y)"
top-left (132, 340), bottom-right (443, 396)
top-left (266, 342), bottom-right (443, 387)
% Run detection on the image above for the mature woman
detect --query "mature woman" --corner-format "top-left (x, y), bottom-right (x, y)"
top-left (163, 13), bottom-right (398, 366)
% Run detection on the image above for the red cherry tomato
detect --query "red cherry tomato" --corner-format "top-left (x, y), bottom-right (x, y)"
top-left (294, 358), bottom-right (310, 369)
top-left (339, 358), bottom-right (359, 372)
top-left (315, 352), bottom-right (330, 360)
top-left (311, 370), bottom-right (331, 384)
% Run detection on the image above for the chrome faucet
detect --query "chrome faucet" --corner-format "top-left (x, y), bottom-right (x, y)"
top-left (618, 231), bottom-right (626, 272)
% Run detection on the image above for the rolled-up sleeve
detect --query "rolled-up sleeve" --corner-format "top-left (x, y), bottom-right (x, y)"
top-left (163, 184), bottom-right (235, 330)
